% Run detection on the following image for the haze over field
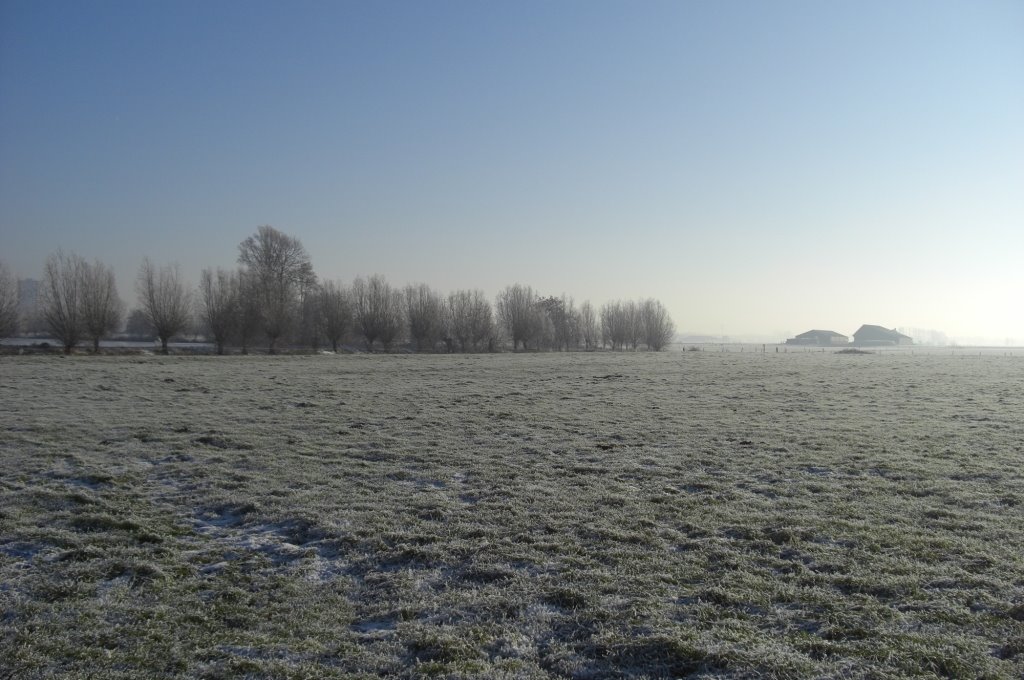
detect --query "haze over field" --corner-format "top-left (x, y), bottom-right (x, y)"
top-left (1, 1), bottom-right (1022, 344)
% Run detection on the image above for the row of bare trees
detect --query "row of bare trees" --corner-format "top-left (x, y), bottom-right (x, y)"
top-left (28, 252), bottom-right (125, 354)
top-left (195, 269), bottom-right (496, 354)
top-left (192, 228), bottom-right (673, 353)
top-left (0, 226), bottom-right (676, 353)
top-left (493, 284), bottom-right (675, 352)
top-left (600, 298), bottom-right (676, 351)
top-left (0, 252), bottom-right (190, 354)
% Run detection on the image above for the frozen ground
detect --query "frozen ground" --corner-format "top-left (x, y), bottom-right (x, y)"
top-left (1, 352), bottom-right (1022, 678)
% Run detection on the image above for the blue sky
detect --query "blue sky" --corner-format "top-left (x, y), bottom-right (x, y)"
top-left (1, 0), bottom-right (1022, 343)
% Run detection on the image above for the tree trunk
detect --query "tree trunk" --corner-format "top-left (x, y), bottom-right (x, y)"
top-left (93, 338), bottom-right (100, 354)
top-left (331, 339), bottom-right (338, 352)
top-left (64, 343), bottom-right (73, 355)
top-left (161, 337), bottom-right (169, 355)
top-left (216, 341), bottom-right (224, 355)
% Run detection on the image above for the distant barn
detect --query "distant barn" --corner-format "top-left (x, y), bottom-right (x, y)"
top-left (785, 330), bottom-right (849, 346)
top-left (852, 325), bottom-right (913, 346)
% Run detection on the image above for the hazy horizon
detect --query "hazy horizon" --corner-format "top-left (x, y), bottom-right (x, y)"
top-left (2, 1), bottom-right (1021, 345)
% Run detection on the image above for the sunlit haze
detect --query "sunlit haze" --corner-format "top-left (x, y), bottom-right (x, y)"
top-left (1, 0), bottom-right (1021, 344)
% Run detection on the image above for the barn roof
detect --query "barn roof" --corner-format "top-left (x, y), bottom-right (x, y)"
top-left (853, 324), bottom-right (912, 340)
top-left (795, 329), bottom-right (847, 338)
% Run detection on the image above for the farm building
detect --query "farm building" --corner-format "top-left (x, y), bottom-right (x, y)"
top-left (852, 325), bottom-right (913, 346)
top-left (785, 329), bottom-right (849, 346)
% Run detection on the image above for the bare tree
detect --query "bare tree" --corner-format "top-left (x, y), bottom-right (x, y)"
top-left (236, 269), bottom-right (262, 354)
top-left (601, 300), bottom-right (630, 350)
top-left (641, 298), bottom-right (676, 351)
top-left (238, 225), bottom-right (315, 290)
top-left (262, 293), bottom-right (293, 351)
top-left (467, 291), bottom-right (495, 351)
top-left (351, 276), bottom-right (378, 350)
top-left (538, 295), bottom-right (579, 351)
top-left (444, 290), bottom-right (470, 352)
top-left (352, 275), bottom-right (404, 351)
top-left (599, 298), bottom-right (675, 351)
top-left (39, 251), bottom-right (87, 353)
top-left (566, 298), bottom-right (581, 350)
top-left (200, 268), bottom-right (239, 355)
top-left (318, 280), bottom-right (351, 352)
top-left (626, 300), bottom-right (643, 350)
top-left (377, 287), bottom-right (405, 352)
top-left (0, 261), bottom-right (18, 338)
top-left (534, 301), bottom-right (556, 350)
top-left (405, 283), bottom-right (443, 352)
top-left (137, 258), bottom-right (191, 354)
top-left (80, 260), bottom-right (123, 353)
top-left (445, 289), bottom-right (494, 353)
top-left (298, 281), bottom-right (323, 350)
top-left (600, 304), bottom-right (611, 349)
top-left (237, 226), bottom-right (316, 353)
top-left (579, 300), bottom-right (598, 350)
top-left (496, 284), bottom-right (540, 350)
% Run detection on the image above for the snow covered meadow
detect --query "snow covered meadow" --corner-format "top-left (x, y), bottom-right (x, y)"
top-left (1, 351), bottom-right (1022, 678)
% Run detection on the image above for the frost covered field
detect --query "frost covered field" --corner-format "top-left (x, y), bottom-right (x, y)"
top-left (1, 351), bottom-right (1023, 679)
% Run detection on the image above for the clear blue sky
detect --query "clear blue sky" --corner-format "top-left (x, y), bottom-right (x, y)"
top-left (1, 0), bottom-right (1021, 343)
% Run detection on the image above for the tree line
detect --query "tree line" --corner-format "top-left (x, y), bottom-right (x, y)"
top-left (0, 226), bottom-right (675, 354)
